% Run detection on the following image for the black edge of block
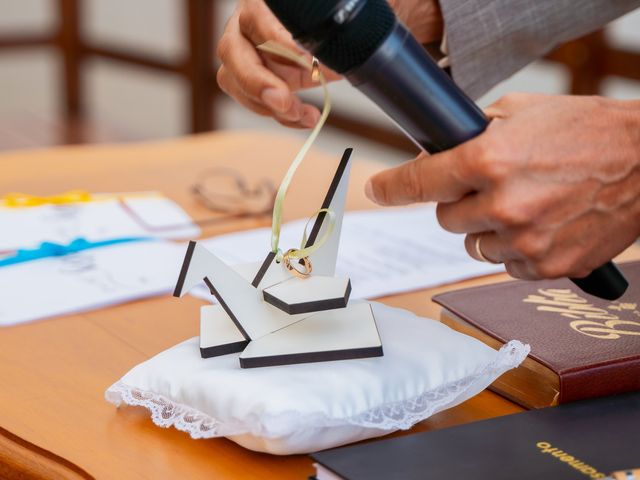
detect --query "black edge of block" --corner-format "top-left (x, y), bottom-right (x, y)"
top-left (344, 279), bottom-right (352, 304)
top-left (262, 286), bottom-right (350, 315)
top-left (305, 148), bottom-right (353, 248)
top-left (251, 251), bottom-right (277, 288)
top-left (173, 241), bottom-right (197, 297)
top-left (203, 277), bottom-right (251, 341)
top-left (239, 345), bottom-right (383, 369)
top-left (200, 340), bottom-right (250, 358)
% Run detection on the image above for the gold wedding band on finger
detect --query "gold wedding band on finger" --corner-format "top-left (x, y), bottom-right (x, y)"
top-left (475, 235), bottom-right (500, 264)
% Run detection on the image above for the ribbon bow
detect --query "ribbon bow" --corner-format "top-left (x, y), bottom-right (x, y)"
top-left (2, 190), bottom-right (92, 208)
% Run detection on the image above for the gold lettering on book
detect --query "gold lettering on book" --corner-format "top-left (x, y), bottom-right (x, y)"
top-left (536, 442), bottom-right (605, 479)
top-left (523, 289), bottom-right (640, 340)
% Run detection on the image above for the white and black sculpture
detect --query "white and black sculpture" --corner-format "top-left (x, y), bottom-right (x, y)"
top-left (173, 149), bottom-right (383, 368)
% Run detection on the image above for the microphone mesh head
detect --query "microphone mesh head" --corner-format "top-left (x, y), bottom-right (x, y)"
top-left (266, 0), bottom-right (395, 73)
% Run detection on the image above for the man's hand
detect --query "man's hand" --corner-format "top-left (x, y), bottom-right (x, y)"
top-left (366, 93), bottom-right (640, 280)
top-left (216, 0), bottom-right (443, 129)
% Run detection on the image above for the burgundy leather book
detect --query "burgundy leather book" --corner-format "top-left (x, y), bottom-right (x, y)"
top-left (433, 261), bottom-right (640, 408)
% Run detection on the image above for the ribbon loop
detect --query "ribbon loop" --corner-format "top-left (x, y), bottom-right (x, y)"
top-left (257, 41), bottom-right (335, 270)
top-left (286, 208), bottom-right (336, 260)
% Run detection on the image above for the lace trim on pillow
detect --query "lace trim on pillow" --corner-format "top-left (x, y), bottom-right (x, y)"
top-left (343, 340), bottom-right (529, 430)
top-left (105, 340), bottom-right (529, 439)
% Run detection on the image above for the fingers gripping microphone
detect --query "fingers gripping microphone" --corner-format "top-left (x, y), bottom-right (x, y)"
top-left (266, 0), bottom-right (628, 300)
top-left (267, 0), bottom-right (484, 152)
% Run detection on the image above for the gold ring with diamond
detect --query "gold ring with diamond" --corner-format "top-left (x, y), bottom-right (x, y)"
top-left (282, 249), bottom-right (313, 278)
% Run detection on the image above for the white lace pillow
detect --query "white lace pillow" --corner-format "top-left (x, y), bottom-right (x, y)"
top-left (105, 302), bottom-right (528, 455)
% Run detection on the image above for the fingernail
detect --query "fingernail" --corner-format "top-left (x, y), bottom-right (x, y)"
top-left (281, 105), bottom-right (303, 122)
top-left (365, 180), bottom-right (378, 203)
top-left (300, 109), bottom-right (320, 128)
top-left (261, 88), bottom-right (289, 113)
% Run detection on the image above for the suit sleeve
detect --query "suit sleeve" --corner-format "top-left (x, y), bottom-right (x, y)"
top-left (438, 0), bottom-right (640, 99)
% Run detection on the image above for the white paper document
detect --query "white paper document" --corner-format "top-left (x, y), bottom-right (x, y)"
top-left (0, 192), bottom-right (200, 252)
top-left (0, 240), bottom-right (184, 326)
top-left (190, 206), bottom-right (504, 302)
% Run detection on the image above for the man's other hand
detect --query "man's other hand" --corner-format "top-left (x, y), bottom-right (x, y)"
top-left (366, 93), bottom-right (640, 280)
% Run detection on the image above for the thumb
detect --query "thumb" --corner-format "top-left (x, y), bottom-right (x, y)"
top-left (365, 148), bottom-right (474, 206)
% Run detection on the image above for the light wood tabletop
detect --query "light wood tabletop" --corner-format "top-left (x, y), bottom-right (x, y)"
top-left (0, 131), bottom-right (637, 480)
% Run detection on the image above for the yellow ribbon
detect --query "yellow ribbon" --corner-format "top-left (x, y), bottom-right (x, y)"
top-left (288, 208), bottom-right (336, 260)
top-left (257, 41), bottom-right (333, 262)
top-left (2, 190), bottom-right (92, 208)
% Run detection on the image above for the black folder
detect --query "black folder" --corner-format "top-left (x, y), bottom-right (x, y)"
top-left (312, 392), bottom-right (640, 480)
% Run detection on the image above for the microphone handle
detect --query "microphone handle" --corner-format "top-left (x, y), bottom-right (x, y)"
top-left (346, 21), bottom-right (628, 300)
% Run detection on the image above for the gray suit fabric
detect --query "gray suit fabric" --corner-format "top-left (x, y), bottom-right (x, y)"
top-left (439, 0), bottom-right (640, 99)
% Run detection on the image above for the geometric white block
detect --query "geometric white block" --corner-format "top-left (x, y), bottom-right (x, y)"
top-left (263, 276), bottom-right (351, 314)
top-left (175, 242), bottom-right (305, 340)
top-left (239, 302), bottom-right (382, 368)
top-left (174, 147), bottom-right (385, 368)
top-left (248, 252), bottom-right (292, 289)
top-left (306, 148), bottom-right (352, 277)
top-left (199, 305), bottom-right (248, 358)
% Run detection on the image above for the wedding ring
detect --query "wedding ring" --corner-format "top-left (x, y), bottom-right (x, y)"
top-left (282, 249), bottom-right (313, 278)
top-left (311, 57), bottom-right (320, 82)
top-left (475, 235), bottom-right (499, 264)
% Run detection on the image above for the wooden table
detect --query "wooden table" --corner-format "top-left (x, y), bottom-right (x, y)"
top-left (1, 131), bottom-right (637, 479)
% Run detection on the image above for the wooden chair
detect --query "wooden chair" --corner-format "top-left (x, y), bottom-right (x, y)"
top-left (0, 0), bottom-right (219, 145)
top-left (0, 3), bottom-right (638, 151)
top-left (547, 30), bottom-right (640, 95)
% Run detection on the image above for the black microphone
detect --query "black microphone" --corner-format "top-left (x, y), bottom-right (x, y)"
top-left (265, 0), bottom-right (628, 300)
